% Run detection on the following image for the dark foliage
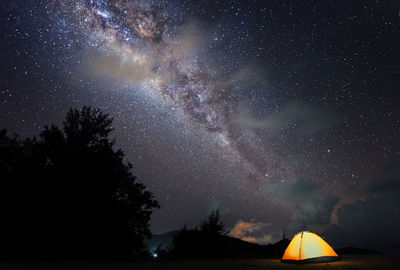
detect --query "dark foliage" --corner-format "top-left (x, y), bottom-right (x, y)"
top-left (170, 211), bottom-right (289, 259)
top-left (171, 228), bottom-right (289, 259)
top-left (200, 210), bottom-right (226, 235)
top-left (0, 107), bottom-right (159, 260)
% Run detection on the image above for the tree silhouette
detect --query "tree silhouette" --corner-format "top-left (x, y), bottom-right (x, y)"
top-left (171, 210), bottom-right (289, 259)
top-left (200, 210), bottom-right (227, 235)
top-left (0, 107), bottom-right (159, 259)
top-left (171, 210), bottom-right (229, 258)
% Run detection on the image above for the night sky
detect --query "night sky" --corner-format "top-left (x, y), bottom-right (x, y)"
top-left (1, 0), bottom-right (400, 251)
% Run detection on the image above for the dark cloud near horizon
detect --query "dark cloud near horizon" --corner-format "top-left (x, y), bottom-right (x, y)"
top-left (266, 179), bottom-right (339, 236)
top-left (325, 160), bottom-right (400, 251)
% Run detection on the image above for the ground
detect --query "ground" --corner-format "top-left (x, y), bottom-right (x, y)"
top-left (0, 256), bottom-right (398, 270)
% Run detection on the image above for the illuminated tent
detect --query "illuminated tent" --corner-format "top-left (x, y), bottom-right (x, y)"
top-left (281, 231), bottom-right (340, 263)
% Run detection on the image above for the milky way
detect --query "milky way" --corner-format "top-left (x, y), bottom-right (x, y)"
top-left (2, 0), bottom-right (399, 247)
top-left (57, 0), bottom-right (289, 185)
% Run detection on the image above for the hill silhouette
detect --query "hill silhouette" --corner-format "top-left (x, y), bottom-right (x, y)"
top-left (154, 211), bottom-right (291, 259)
top-left (336, 247), bottom-right (383, 255)
top-left (154, 229), bottom-right (289, 259)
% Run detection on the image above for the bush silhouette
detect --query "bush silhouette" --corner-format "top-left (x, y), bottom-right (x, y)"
top-left (0, 107), bottom-right (159, 260)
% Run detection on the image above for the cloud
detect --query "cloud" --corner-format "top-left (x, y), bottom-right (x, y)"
top-left (91, 49), bottom-right (155, 83)
top-left (229, 219), bottom-right (274, 244)
top-left (225, 64), bottom-right (266, 88)
top-left (172, 20), bottom-right (214, 55)
top-left (236, 101), bottom-right (339, 134)
top-left (324, 160), bottom-right (400, 251)
top-left (206, 199), bottom-right (221, 215)
top-left (265, 179), bottom-right (339, 235)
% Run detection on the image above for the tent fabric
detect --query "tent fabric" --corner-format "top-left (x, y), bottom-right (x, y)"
top-left (281, 231), bottom-right (340, 263)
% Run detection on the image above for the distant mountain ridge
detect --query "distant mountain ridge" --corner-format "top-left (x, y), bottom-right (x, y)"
top-left (336, 247), bottom-right (383, 255)
top-left (146, 231), bottom-right (290, 258)
top-left (146, 231), bottom-right (383, 258)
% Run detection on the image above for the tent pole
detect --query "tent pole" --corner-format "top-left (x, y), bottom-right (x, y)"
top-left (299, 231), bottom-right (304, 260)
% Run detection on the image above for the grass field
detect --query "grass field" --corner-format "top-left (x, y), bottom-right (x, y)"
top-left (0, 256), bottom-right (398, 270)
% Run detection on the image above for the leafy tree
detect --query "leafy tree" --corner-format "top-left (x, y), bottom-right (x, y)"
top-left (0, 107), bottom-right (159, 259)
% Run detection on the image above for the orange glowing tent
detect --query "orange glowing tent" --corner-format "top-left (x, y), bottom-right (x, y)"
top-left (281, 231), bottom-right (340, 263)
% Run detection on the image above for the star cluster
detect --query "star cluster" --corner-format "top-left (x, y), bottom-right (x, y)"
top-left (1, 0), bottom-right (399, 245)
